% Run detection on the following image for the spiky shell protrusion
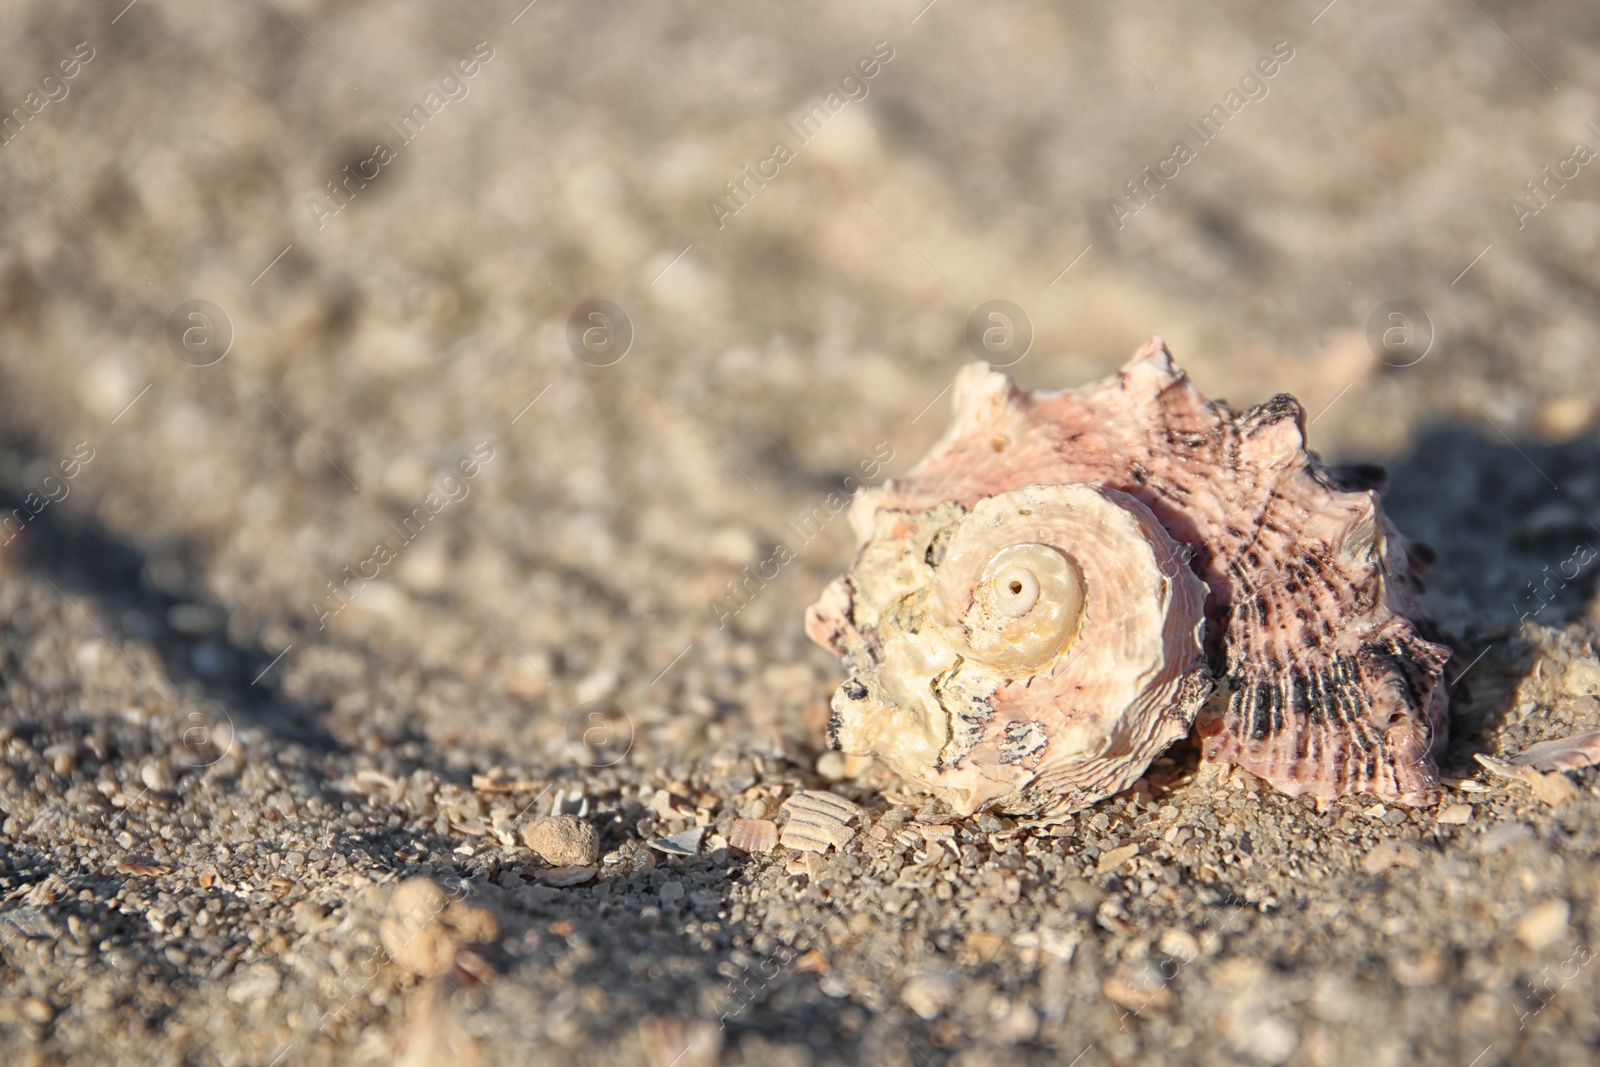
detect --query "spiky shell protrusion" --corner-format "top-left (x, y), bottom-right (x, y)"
top-left (806, 338), bottom-right (1452, 815)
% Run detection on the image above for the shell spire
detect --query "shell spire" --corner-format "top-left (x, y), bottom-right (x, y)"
top-left (806, 339), bottom-right (1450, 815)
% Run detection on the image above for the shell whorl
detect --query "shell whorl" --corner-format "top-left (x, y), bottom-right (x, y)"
top-left (952, 541), bottom-right (1085, 670)
top-left (813, 483), bottom-right (1210, 816)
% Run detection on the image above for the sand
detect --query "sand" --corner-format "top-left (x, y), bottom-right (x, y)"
top-left (1, 1), bottom-right (1599, 1063)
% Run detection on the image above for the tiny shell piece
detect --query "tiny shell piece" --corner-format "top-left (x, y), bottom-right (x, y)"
top-left (779, 791), bottom-right (865, 852)
top-left (727, 818), bottom-right (779, 853)
top-left (116, 860), bottom-right (173, 876)
top-left (1500, 730), bottom-right (1600, 773)
top-left (869, 806), bottom-right (913, 843)
top-left (471, 772), bottom-right (545, 794)
top-left (1096, 843), bottom-right (1140, 875)
top-left (649, 826), bottom-right (708, 856)
top-left (540, 865), bottom-right (598, 887)
top-left (1476, 754), bottom-right (1579, 805)
top-left (807, 339), bottom-right (1450, 814)
top-left (1104, 972), bottom-right (1173, 1012)
top-left (651, 789), bottom-right (695, 819)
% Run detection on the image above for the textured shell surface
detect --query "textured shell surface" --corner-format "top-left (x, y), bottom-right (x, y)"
top-left (806, 338), bottom-right (1451, 818)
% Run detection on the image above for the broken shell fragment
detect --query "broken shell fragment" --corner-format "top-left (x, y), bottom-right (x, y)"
top-left (539, 865), bottom-right (599, 887)
top-left (806, 338), bottom-right (1451, 816)
top-left (726, 818), bottom-right (779, 853)
top-left (1475, 753), bottom-right (1580, 806)
top-left (1497, 729), bottom-right (1600, 773)
top-left (779, 790), bottom-right (864, 853)
top-left (648, 826), bottom-right (708, 856)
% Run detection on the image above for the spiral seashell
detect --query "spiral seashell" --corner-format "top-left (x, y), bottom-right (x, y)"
top-left (949, 540), bottom-right (1084, 671)
top-left (809, 482), bottom-right (1209, 817)
top-left (806, 337), bottom-right (1452, 817)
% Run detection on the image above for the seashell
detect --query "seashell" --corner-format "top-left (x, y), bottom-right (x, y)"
top-left (726, 817), bottom-right (779, 853)
top-left (778, 790), bottom-right (865, 852)
top-left (806, 338), bottom-right (1451, 817)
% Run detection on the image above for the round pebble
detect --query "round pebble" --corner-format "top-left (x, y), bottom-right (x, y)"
top-left (522, 815), bottom-right (601, 866)
top-left (139, 758), bottom-right (174, 793)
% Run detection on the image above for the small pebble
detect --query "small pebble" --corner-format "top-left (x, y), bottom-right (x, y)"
top-left (816, 752), bottom-right (848, 781)
top-left (900, 975), bottom-right (957, 1020)
top-left (226, 964), bottom-right (281, 1005)
top-left (139, 758), bottom-right (174, 793)
top-left (1515, 900), bottom-right (1571, 950)
top-left (1361, 840), bottom-right (1421, 875)
top-left (1097, 843), bottom-right (1139, 875)
top-left (1159, 927), bottom-right (1201, 960)
top-left (1230, 1009), bottom-right (1298, 1065)
top-left (1536, 395), bottom-right (1593, 438)
top-left (522, 815), bottom-right (600, 866)
top-left (990, 1001), bottom-right (1038, 1044)
top-left (637, 1018), bottom-right (722, 1067)
top-left (380, 878), bottom-right (498, 977)
top-left (1436, 803), bottom-right (1472, 825)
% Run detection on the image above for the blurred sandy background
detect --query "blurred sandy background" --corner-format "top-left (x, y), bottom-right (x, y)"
top-left (2, 2), bottom-right (1600, 1065)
